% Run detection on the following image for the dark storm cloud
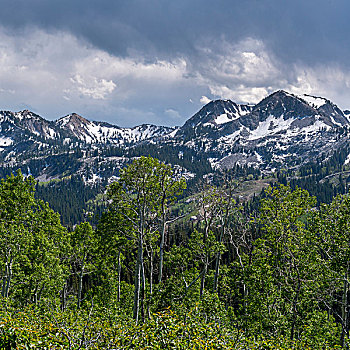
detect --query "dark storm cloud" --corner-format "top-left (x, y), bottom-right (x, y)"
top-left (1, 0), bottom-right (350, 66)
top-left (0, 0), bottom-right (349, 126)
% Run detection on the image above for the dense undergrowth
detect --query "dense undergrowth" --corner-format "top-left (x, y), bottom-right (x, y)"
top-left (0, 301), bottom-right (340, 349)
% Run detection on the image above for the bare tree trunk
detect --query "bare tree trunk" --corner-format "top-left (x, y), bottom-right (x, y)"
top-left (158, 203), bottom-right (166, 283)
top-left (4, 257), bottom-right (13, 298)
top-left (77, 266), bottom-right (84, 309)
top-left (200, 224), bottom-right (210, 298)
top-left (200, 257), bottom-right (208, 298)
top-left (341, 271), bottom-right (349, 347)
top-left (61, 282), bottom-right (67, 311)
top-left (147, 247), bottom-right (154, 319)
top-left (133, 199), bottom-right (147, 322)
top-left (133, 244), bottom-right (141, 322)
top-left (117, 251), bottom-right (121, 302)
top-left (140, 254), bottom-right (146, 323)
top-left (1, 272), bottom-right (7, 298)
top-left (33, 285), bottom-right (38, 305)
top-left (213, 227), bottom-right (225, 293)
top-left (2, 250), bottom-right (10, 298)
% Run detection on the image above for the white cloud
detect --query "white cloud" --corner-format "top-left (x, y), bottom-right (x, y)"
top-left (190, 38), bottom-right (350, 109)
top-left (69, 52), bottom-right (188, 103)
top-left (200, 96), bottom-right (211, 104)
top-left (70, 74), bottom-right (116, 99)
top-left (190, 38), bottom-right (284, 104)
top-left (286, 65), bottom-right (350, 102)
top-left (0, 27), bottom-right (190, 121)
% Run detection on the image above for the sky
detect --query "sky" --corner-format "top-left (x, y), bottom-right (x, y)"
top-left (0, 0), bottom-right (350, 127)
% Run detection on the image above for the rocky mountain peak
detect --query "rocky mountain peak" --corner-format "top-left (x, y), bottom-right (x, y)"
top-left (15, 110), bottom-right (45, 121)
top-left (252, 90), bottom-right (316, 119)
top-left (298, 94), bottom-right (348, 126)
top-left (69, 113), bottom-right (89, 123)
top-left (182, 99), bottom-right (252, 129)
top-left (55, 113), bottom-right (97, 142)
top-left (57, 113), bottom-right (90, 127)
top-left (19, 109), bottom-right (31, 116)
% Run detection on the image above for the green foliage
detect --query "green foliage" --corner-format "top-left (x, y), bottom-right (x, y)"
top-left (0, 171), bottom-right (68, 305)
top-left (0, 159), bottom-right (350, 348)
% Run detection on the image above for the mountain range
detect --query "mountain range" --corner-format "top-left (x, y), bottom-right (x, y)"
top-left (1, 90), bottom-right (349, 184)
top-left (3, 89), bottom-right (350, 225)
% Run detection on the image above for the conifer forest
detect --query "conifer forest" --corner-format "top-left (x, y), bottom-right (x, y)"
top-left (1, 156), bottom-right (350, 349)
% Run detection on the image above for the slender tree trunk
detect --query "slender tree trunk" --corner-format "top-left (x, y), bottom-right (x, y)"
top-left (200, 224), bottom-right (210, 298)
top-left (77, 266), bottom-right (84, 309)
top-left (200, 257), bottom-right (208, 298)
top-left (33, 285), bottom-right (38, 305)
top-left (134, 234), bottom-right (143, 323)
top-left (147, 247), bottom-right (154, 319)
top-left (33, 284), bottom-right (44, 305)
top-left (4, 258), bottom-right (13, 298)
top-left (117, 251), bottom-right (121, 302)
top-left (213, 227), bottom-right (225, 293)
top-left (341, 271), bottom-right (349, 347)
top-left (134, 210), bottom-right (145, 323)
top-left (2, 249), bottom-right (11, 298)
top-left (133, 257), bottom-right (141, 322)
top-left (158, 202), bottom-right (166, 283)
top-left (61, 283), bottom-right (67, 311)
top-left (1, 271), bottom-right (7, 298)
top-left (140, 255), bottom-right (146, 323)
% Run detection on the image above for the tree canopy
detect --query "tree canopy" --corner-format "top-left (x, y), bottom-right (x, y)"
top-left (1, 162), bottom-right (350, 348)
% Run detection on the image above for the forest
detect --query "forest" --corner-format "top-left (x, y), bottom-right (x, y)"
top-left (0, 156), bottom-right (349, 349)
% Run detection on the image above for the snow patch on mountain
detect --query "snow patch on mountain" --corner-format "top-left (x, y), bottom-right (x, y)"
top-left (215, 113), bottom-right (231, 124)
top-left (168, 128), bottom-right (179, 138)
top-left (56, 114), bottom-right (175, 144)
top-left (84, 173), bottom-right (103, 184)
top-left (216, 130), bottom-right (242, 150)
top-left (329, 116), bottom-right (343, 127)
top-left (214, 106), bottom-right (249, 125)
top-left (300, 94), bottom-right (327, 109)
top-left (298, 118), bottom-right (331, 133)
top-left (0, 137), bottom-right (13, 146)
top-left (248, 115), bottom-right (295, 140)
top-left (344, 153), bottom-right (350, 165)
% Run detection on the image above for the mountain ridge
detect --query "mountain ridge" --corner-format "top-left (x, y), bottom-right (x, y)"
top-left (2, 89), bottom-right (348, 141)
top-left (0, 90), bottom-right (350, 185)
